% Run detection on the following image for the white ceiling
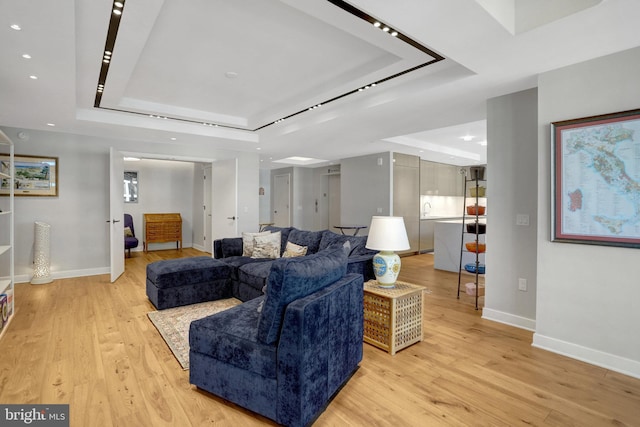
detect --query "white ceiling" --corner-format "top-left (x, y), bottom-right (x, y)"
top-left (1, 0), bottom-right (640, 168)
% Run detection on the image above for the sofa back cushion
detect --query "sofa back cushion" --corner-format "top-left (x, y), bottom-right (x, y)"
top-left (318, 231), bottom-right (369, 256)
top-left (286, 229), bottom-right (327, 255)
top-left (257, 247), bottom-right (348, 345)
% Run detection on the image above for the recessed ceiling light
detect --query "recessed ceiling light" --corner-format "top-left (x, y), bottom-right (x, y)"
top-left (114, 1), bottom-right (124, 7)
top-left (391, 31), bottom-right (398, 37)
top-left (373, 22), bottom-right (381, 28)
top-left (113, 9), bottom-right (122, 15)
top-left (461, 135), bottom-right (475, 141)
top-left (382, 27), bottom-right (390, 32)
top-left (22, 54), bottom-right (31, 59)
top-left (46, 123), bottom-right (55, 127)
top-left (225, 71), bottom-right (238, 79)
top-left (10, 24), bottom-right (21, 31)
top-left (29, 75), bottom-right (38, 80)
top-left (170, 137), bottom-right (177, 141)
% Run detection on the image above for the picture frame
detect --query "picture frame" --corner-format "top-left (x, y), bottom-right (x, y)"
top-left (0, 154), bottom-right (59, 197)
top-left (551, 109), bottom-right (640, 248)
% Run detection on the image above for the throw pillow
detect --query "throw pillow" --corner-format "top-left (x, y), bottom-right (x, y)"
top-left (251, 231), bottom-right (282, 259)
top-left (124, 226), bottom-right (133, 237)
top-left (282, 241), bottom-right (308, 258)
top-left (242, 231), bottom-right (270, 257)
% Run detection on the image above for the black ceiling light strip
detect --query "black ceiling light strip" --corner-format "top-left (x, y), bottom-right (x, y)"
top-left (99, 107), bottom-right (251, 132)
top-left (93, 0), bottom-right (445, 131)
top-left (94, 1), bottom-right (126, 107)
top-left (326, 0), bottom-right (444, 60)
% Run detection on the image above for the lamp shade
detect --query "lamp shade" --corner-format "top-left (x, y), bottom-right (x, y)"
top-left (365, 216), bottom-right (410, 251)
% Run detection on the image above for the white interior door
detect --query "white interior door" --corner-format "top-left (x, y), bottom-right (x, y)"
top-left (204, 165), bottom-right (212, 253)
top-left (273, 173), bottom-right (290, 227)
top-left (109, 147), bottom-right (125, 282)
top-left (211, 159), bottom-right (238, 242)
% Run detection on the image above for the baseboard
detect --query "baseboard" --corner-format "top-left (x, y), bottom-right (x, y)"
top-left (191, 244), bottom-right (209, 253)
top-left (15, 267), bottom-right (110, 284)
top-left (482, 308), bottom-right (536, 331)
top-left (532, 333), bottom-right (640, 380)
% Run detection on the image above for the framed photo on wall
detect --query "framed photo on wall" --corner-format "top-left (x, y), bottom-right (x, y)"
top-left (551, 109), bottom-right (640, 248)
top-left (0, 154), bottom-right (58, 197)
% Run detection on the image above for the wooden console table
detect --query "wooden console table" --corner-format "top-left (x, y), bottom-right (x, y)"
top-left (143, 213), bottom-right (182, 252)
top-left (363, 280), bottom-right (424, 355)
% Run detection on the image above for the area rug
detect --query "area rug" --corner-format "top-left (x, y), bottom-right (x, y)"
top-left (147, 298), bottom-right (242, 370)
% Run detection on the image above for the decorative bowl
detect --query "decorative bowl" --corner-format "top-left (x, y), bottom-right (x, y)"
top-left (464, 263), bottom-right (486, 274)
top-left (466, 205), bottom-right (486, 215)
top-left (466, 223), bottom-right (486, 234)
top-left (465, 242), bottom-right (486, 253)
top-left (469, 186), bottom-right (486, 197)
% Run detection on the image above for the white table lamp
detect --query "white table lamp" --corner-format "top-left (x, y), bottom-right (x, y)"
top-left (365, 216), bottom-right (410, 287)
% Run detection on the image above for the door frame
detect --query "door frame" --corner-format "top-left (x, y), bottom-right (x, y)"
top-left (110, 152), bottom-right (218, 274)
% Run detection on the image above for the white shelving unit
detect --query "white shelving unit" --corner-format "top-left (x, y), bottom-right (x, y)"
top-left (457, 170), bottom-right (486, 310)
top-left (0, 130), bottom-right (15, 337)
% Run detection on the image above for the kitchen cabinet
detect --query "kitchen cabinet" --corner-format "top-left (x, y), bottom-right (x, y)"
top-left (419, 219), bottom-right (435, 252)
top-left (420, 160), bottom-right (465, 196)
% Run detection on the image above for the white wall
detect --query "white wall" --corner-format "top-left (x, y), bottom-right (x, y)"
top-left (534, 47), bottom-right (640, 378)
top-left (123, 158), bottom-right (195, 252)
top-left (483, 88), bottom-right (538, 330)
top-left (341, 152), bottom-right (392, 228)
top-left (259, 169), bottom-right (271, 224)
top-left (2, 126), bottom-right (259, 282)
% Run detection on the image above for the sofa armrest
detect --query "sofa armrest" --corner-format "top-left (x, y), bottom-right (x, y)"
top-left (213, 237), bottom-right (243, 258)
top-left (346, 254), bottom-right (376, 282)
top-left (276, 273), bottom-right (363, 427)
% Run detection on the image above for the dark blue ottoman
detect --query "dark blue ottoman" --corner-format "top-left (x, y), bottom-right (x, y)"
top-left (146, 256), bottom-right (231, 309)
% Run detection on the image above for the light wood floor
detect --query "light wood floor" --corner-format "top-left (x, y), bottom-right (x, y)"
top-left (1, 249), bottom-right (638, 426)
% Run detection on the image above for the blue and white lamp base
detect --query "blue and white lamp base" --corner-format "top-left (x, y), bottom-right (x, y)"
top-left (372, 250), bottom-right (401, 287)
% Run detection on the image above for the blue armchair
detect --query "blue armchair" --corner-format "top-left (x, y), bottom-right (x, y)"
top-left (124, 214), bottom-right (139, 257)
top-left (189, 247), bottom-right (363, 427)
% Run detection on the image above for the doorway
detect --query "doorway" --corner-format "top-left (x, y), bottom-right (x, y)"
top-left (204, 165), bottom-right (212, 253)
top-left (273, 173), bottom-right (290, 227)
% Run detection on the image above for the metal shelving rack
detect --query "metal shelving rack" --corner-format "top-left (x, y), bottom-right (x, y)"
top-left (457, 169), bottom-right (486, 310)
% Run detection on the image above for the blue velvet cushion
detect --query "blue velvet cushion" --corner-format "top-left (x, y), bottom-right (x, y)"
top-left (286, 229), bottom-right (327, 255)
top-left (238, 261), bottom-right (275, 292)
top-left (219, 256), bottom-right (271, 281)
top-left (189, 297), bottom-right (277, 378)
top-left (318, 231), bottom-right (369, 256)
top-left (257, 247), bottom-right (347, 345)
top-left (146, 257), bottom-right (229, 289)
top-left (220, 238), bottom-right (243, 258)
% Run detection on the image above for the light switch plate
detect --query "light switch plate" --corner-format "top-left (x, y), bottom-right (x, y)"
top-left (516, 214), bottom-right (529, 226)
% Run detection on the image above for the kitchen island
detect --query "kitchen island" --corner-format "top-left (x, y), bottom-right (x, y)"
top-left (434, 219), bottom-right (486, 272)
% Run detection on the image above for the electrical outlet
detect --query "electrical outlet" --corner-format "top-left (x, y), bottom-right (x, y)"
top-left (377, 207), bottom-right (383, 214)
top-left (518, 278), bottom-right (527, 291)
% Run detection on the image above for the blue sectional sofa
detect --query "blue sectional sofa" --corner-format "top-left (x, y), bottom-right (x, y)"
top-left (189, 246), bottom-right (364, 427)
top-left (213, 226), bottom-right (376, 301)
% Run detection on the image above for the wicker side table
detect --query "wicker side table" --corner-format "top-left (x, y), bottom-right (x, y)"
top-left (363, 280), bottom-right (424, 355)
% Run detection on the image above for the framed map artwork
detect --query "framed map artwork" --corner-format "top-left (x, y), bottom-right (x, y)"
top-left (0, 155), bottom-right (58, 196)
top-left (552, 109), bottom-right (640, 248)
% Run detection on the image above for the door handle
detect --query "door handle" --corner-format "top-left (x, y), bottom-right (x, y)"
top-left (227, 216), bottom-right (236, 220)
top-left (106, 219), bottom-right (121, 223)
